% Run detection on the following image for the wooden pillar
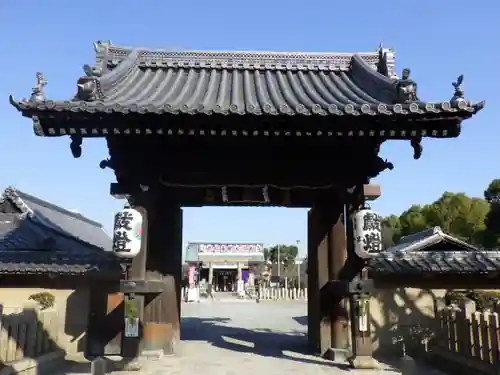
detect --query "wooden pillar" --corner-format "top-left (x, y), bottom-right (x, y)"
top-left (208, 263), bottom-right (214, 285)
top-left (145, 199), bottom-right (182, 354)
top-left (346, 187), bottom-right (376, 369)
top-left (307, 194), bottom-right (348, 359)
top-left (127, 194), bottom-right (182, 355)
top-left (328, 207), bottom-right (349, 360)
top-left (237, 262), bottom-right (242, 280)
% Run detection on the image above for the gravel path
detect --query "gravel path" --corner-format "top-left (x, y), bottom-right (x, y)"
top-left (62, 299), bottom-right (448, 375)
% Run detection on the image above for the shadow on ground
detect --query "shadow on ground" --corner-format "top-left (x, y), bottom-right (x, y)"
top-left (181, 317), bottom-right (350, 370)
top-left (292, 315), bottom-right (307, 326)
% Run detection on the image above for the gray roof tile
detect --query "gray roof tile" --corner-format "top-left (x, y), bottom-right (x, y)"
top-left (10, 43), bottom-right (484, 119)
top-left (0, 213), bottom-right (120, 276)
top-left (1, 187), bottom-right (111, 251)
top-left (386, 226), bottom-right (478, 253)
top-left (0, 251), bottom-right (120, 276)
top-left (369, 227), bottom-right (500, 275)
top-left (368, 251), bottom-right (500, 275)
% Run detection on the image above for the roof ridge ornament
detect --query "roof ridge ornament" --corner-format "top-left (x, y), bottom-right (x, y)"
top-left (92, 40), bottom-right (112, 77)
top-left (76, 76), bottom-right (99, 101)
top-left (31, 72), bottom-right (47, 102)
top-left (3, 186), bottom-right (34, 218)
top-left (394, 68), bottom-right (419, 103)
top-left (93, 40), bottom-right (112, 53)
top-left (450, 74), bottom-right (470, 108)
top-left (83, 63), bottom-right (102, 77)
top-left (76, 64), bottom-right (104, 102)
top-left (376, 43), bottom-right (397, 79)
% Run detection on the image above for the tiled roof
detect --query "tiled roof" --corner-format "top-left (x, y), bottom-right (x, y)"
top-left (387, 226), bottom-right (478, 253)
top-left (1, 187), bottom-right (111, 251)
top-left (0, 213), bottom-right (120, 276)
top-left (368, 250), bottom-right (500, 275)
top-left (9, 42), bottom-right (484, 122)
top-left (368, 227), bottom-right (497, 275)
top-left (0, 251), bottom-right (120, 276)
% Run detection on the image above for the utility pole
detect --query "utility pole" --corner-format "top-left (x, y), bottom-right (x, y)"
top-left (277, 244), bottom-right (280, 278)
top-left (296, 240), bottom-right (301, 288)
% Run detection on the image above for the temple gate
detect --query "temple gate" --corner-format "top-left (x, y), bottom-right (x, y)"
top-left (9, 41), bottom-right (484, 367)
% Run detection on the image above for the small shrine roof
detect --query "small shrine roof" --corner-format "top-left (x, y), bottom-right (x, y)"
top-left (385, 226), bottom-right (478, 254)
top-left (368, 227), bottom-right (497, 276)
top-left (368, 250), bottom-right (500, 275)
top-left (0, 187), bottom-right (112, 251)
top-left (0, 212), bottom-right (120, 277)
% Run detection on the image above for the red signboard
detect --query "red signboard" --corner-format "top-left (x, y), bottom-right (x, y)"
top-left (188, 264), bottom-right (195, 286)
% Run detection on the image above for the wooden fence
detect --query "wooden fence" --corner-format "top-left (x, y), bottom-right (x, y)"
top-left (181, 286), bottom-right (308, 301)
top-left (0, 304), bottom-right (59, 367)
top-left (433, 299), bottom-right (500, 375)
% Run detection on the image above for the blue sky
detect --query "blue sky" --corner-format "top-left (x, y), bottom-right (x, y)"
top-left (0, 1), bottom-right (498, 256)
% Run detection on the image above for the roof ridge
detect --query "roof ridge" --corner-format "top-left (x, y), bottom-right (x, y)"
top-left (92, 40), bottom-right (393, 78)
top-left (0, 208), bottom-right (110, 253)
top-left (98, 40), bottom-right (385, 57)
top-left (388, 226), bottom-right (479, 253)
top-left (2, 186), bottom-right (34, 218)
top-left (12, 188), bottom-right (104, 228)
top-left (1, 187), bottom-right (110, 251)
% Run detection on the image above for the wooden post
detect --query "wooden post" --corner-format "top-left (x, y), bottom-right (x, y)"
top-left (121, 203), bottom-right (147, 358)
top-left (123, 194), bottom-right (182, 357)
top-left (307, 194), bottom-right (348, 358)
top-left (327, 206), bottom-right (349, 361)
top-left (347, 187), bottom-right (377, 369)
top-left (143, 198), bottom-right (182, 354)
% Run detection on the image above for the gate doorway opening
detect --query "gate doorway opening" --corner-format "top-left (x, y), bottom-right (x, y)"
top-left (182, 208), bottom-right (307, 296)
top-left (213, 270), bottom-right (237, 292)
top-left (198, 267), bottom-right (238, 292)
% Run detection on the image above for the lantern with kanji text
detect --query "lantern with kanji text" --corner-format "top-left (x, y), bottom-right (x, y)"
top-left (112, 207), bottom-right (143, 258)
top-left (352, 206), bottom-right (382, 259)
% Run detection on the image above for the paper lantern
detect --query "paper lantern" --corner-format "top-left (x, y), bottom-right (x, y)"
top-left (352, 207), bottom-right (382, 259)
top-left (112, 208), bottom-right (143, 258)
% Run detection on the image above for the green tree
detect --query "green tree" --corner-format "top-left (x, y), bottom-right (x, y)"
top-left (264, 244), bottom-right (299, 266)
top-left (483, 179), bottom-right (500, 248)
top-left (485, 179), bottom-right (500, 203)
top-left (263, 248), bottom-right (270, 262)
top-left (425, 192), bottom-right (489, 244)
top-left (399, 204), bottom-right (430, 237)
top-left (382, 215), bottom-right (402, 248)
top-left (264, 244), bottom-right (299, 281)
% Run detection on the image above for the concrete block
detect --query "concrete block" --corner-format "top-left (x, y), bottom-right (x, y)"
top-left (324, 347), bottom-right (349, 363)
top-left (90, 357), bottom-right (107, 375)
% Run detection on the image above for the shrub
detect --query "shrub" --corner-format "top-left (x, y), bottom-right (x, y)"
top-left (445, 290), bottom-right (500, 311)
top-left (125, 297), bottom-right (138, 324)
top-left (28, 292), bottom-right (55, 310)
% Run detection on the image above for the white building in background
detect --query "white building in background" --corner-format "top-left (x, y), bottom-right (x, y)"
top-left (184, 242), bottom-right (265, 292)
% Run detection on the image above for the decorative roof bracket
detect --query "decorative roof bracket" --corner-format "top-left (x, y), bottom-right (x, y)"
top-left (411, 135), bottom-right (423, 160)
top-left (70, 135), bottom-right (82, 158)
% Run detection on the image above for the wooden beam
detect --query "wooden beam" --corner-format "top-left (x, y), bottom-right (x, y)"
top-left (363, 184), bottom-right (381, 201)
top-left (99, 280), bottom-right (168, 294)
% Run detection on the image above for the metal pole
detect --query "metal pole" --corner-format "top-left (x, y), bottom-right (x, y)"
top-left (296, 240), bottom-right (301, 288)
top-left (297, 260), bottom-right (301, 288)
top-left (277, 244), bottom-right (280, 278)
